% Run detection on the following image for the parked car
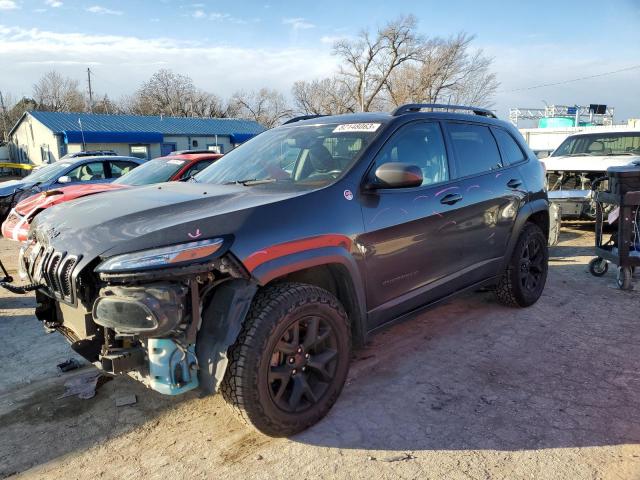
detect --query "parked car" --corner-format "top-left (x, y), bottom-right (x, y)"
top-left (17, 104), bottom-right (549, 436)
top-left (0, 156), bottom-right (144, 223)
top-left (2, 153), bottom-right (222, 242)
top-left (542, 130), bottom-right (640, 219)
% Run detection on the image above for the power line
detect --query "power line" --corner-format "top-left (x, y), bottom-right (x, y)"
top-left (502, 64), bottom-right (640, 93)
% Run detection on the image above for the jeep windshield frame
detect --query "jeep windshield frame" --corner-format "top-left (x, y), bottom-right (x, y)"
top-left (194, 122), bottom-right (382, 188)
top-left (552, 132), bottom-right (640, 157)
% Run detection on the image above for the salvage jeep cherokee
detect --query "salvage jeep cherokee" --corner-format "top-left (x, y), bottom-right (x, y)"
top-left (17, 104), bottom-right (549, 436)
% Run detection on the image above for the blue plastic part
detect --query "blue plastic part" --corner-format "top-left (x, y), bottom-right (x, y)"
top-left (148, 338), bottom-right (199, 395)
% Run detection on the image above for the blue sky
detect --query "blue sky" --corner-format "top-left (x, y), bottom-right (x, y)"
top-left (1, 0), bottom-right (639, 121)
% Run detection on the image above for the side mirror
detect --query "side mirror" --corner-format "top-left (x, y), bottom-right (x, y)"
top-left (57, 175), bottom-right (72, 184)
top-left (370, 162), bottom-right (423, 189)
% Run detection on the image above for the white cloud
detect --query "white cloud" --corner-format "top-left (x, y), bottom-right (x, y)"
top-left (0, 0), bottom-right (18, 10)
top-left (320, 35), bottom-right (347, 45)
top-left (45, 0), bottom-right (63, 7)
top-left (192, 9), bottom-right (205, 18)
top-left (86, 5), bottom-right (123, 15)
top-left (0, 25), bottom-right (337, 99)
top-left (282, 17), bottom-right (315, 30)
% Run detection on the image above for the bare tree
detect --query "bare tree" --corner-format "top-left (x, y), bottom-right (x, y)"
top-left (33, 71), bottom-right (85, 112)
top-left (0, 94), bottom-right (37, 140)
top-left (292, 78), bottom-right (357, 115)
top-left (230, 88), bottom-right (293, 127)
top-left (333, 15), bottom-right (424, 112)
top-left (385, 33), bottom-right (499, 108)
top-left (129, 69), bottom-right (196, 117)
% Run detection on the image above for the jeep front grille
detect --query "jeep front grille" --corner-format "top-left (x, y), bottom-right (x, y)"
top-left (20, 242), bottom-right (81, 304)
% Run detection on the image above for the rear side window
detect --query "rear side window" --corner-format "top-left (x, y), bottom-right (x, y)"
top-left (447, 123), bottom-right (502, 177)
top-left (110, 161), bottom-right (138, 178)
top-left (492, 128), bottom-right (526, 165)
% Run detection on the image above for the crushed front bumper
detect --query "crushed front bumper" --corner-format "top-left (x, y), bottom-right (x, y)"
top-left (548, 189), bottom-right (594, 219)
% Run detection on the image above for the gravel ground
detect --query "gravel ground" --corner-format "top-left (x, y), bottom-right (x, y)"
top-left (1, 225), bottom-right (639, 480)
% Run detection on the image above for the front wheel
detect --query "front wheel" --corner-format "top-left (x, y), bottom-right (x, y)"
top-left (221, 282), bottom-right (351, 437)
top-left (495, 222), bottom-right (549, 307)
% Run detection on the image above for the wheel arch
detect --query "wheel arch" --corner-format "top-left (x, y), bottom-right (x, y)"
top-left (501, 198), bottom-right (550, 271)
top-left (250, 246), bottom-right (368, 348)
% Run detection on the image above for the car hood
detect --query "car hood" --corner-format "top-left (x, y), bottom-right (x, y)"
top-left (15, 183), bottom-right (126, 216)
top-left (542, 154), bottom-right (640, 172)
top-left (0, 180), bottom-right (38, 198)
top-left (31, 181), bottom-right (307, 260)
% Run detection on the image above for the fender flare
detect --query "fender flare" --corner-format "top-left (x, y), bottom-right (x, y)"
top-left (249, 244), bottom-right (368, 347)
top-left (500, 198), bottom-right (549, 271)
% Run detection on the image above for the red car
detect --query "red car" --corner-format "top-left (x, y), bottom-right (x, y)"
top-left (1, 152), bottom-right (222, 242)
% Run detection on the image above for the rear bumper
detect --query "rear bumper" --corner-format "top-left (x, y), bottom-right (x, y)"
top-left (548, 190), bottom-right (594, 219)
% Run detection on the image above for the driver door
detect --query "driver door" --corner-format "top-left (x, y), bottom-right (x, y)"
top-left (358, 121), bottom-right (464, 328)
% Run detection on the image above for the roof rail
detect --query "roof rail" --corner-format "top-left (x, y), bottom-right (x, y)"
top-left (283, 115), bottom-right (327, 125)
top-left (392, 103), bottom-right (497, 119)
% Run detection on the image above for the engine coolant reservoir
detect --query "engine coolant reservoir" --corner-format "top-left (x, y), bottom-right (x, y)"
top-left (148, 338), bottom-right (199, 395)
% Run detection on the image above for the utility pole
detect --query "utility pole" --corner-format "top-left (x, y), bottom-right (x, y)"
top-left (86, 67), bottom-right (94, 113)
top-left (0, 91), bottom-right (8, 142)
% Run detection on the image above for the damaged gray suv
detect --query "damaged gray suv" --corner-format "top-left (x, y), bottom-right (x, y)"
top-left (15, 104), bottom-right (549, 436)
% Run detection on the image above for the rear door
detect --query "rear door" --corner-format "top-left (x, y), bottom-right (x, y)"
top-left (443, 122), bottom-right (526, 279)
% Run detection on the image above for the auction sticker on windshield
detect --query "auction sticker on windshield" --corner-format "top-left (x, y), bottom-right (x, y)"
top-left (167, 160), bottom-right (186, 165)
top-left (333, 123), bottom-right (381, 133)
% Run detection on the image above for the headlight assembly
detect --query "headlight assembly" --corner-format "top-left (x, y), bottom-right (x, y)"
top-left (95, 238), bottom-right (224, 273)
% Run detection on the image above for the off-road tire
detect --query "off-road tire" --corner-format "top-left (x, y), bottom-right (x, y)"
top-left (220, 282), bottom-right (351, 437)
top-left (495, 222), bottom-right (548, 307)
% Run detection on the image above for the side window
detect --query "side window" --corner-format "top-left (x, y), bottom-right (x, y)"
top-left (447, 123), bottom-right (503, 177)
top-left (66, 162), bottom-right (106, 182)
top-left (373, 122), bottom-right (449, 186)
top-left (109, 161), bottom-right (138, 178)
top-left (492, 128), bottom-right (526, 165)
top-left (181, 160), bottom-right (214, 179)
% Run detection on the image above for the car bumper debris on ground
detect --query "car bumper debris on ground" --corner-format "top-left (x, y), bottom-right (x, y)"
top-left (1, 226), bottom-right (639, 479)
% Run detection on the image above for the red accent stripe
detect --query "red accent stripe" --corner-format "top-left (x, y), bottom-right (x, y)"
top-left (243, 234), bottom-right (352, 272)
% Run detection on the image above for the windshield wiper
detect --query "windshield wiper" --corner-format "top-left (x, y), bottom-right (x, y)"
top-left (224, 178), bottom-right (276, 186)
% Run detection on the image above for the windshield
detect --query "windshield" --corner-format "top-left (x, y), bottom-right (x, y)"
top-left (23, 162), bottom-right (73, 183)
top-left (552, 132), bottom-right (640, 157)
top-left (194, 123), bottom-right (380, 187)
top-left (114, 157), bottom-right (185, 185)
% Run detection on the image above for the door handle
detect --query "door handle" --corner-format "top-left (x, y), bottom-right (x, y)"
top-left (440, 193), bottom-right (463, 205)
top-left (507, 178), bottom-right (523, 189)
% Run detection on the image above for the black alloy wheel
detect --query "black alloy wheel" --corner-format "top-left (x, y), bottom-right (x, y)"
top-left (221, 282), bottom-right (351, 437)
top-left (267, 315), bottom-right (339, 413)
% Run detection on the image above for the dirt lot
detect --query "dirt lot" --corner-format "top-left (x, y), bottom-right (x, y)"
top-left (1, 225), bottom-right (639, 480)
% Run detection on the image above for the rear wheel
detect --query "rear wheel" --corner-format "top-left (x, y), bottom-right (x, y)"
top-left (221, 282), bottom-right (351, 437)
top-left (495, 222), bottom-right (548, 307)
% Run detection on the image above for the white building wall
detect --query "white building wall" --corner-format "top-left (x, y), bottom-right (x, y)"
top-left (9, 113), bottom-right (61, 165)
top-left (164, 135), bottom-right (233, 154)
top-left (66, 142), bottom-right (162, 159)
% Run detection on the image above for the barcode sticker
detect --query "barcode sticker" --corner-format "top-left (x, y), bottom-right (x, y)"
top-left (333, 123), bottom-right (381, 133)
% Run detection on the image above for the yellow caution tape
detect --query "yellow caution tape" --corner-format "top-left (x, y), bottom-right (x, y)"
top-left (0, 162), bottom-right (35, 170)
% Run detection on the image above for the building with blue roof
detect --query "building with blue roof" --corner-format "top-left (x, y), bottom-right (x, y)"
top-left (8, 111), bottom-right (266, 165)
